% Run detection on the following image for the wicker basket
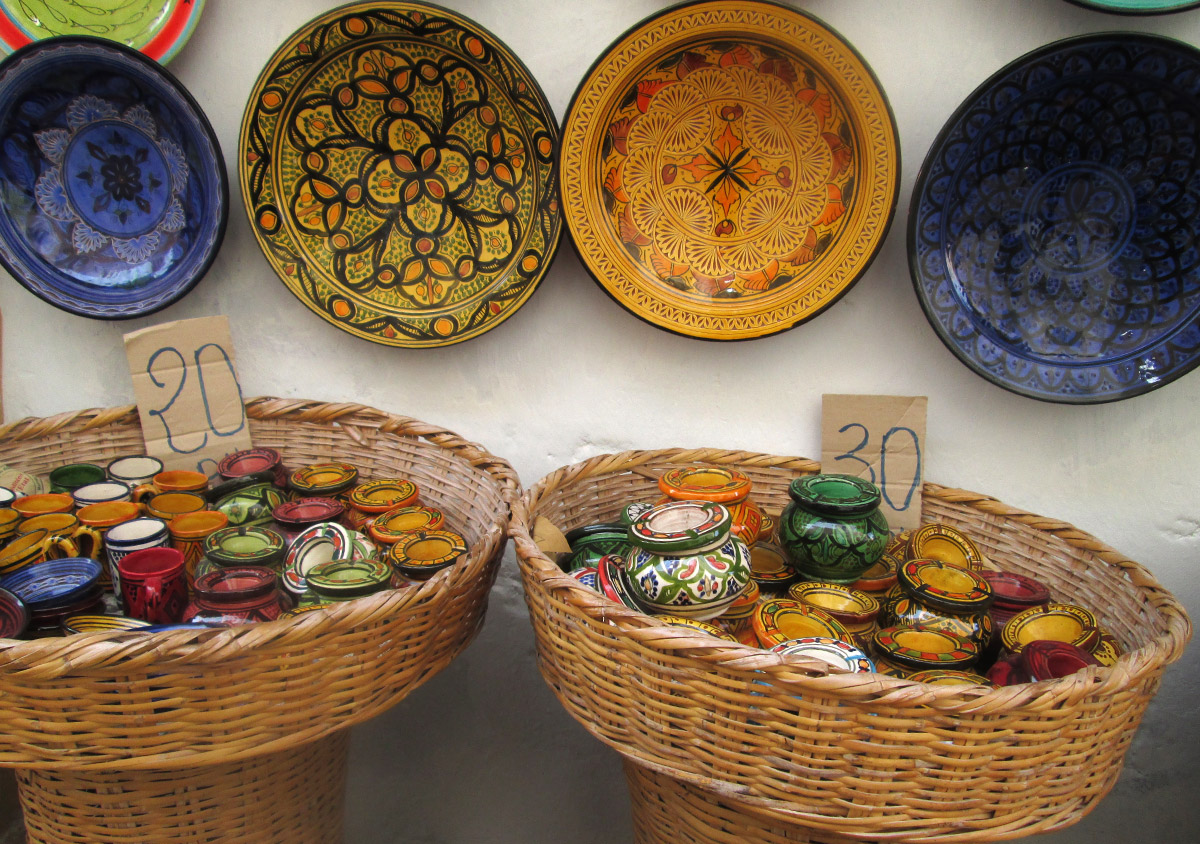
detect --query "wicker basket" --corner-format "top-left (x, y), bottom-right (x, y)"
top-left (510, 448), bottom-right (1191, 843)
top-left (0, 397), bottom-right (517, 844)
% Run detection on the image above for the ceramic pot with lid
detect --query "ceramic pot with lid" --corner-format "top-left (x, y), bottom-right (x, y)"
top-left (778, 474), bottom-right (889, 584)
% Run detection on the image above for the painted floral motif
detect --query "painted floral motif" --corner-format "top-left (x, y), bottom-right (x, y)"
top-left (602, 44), bottom-right (854, 298)
top-left (33, 94), bottom-right (188, 265)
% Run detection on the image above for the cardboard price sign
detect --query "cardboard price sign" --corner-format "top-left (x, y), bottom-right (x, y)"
top-left (124, 316), bottom-right (252, 475)
top-left (821, 395), bottom-right (927, 530)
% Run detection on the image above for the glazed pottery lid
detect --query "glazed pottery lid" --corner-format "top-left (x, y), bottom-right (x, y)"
top-left (1000, 602), bottom-right (1101, 654)
top-left (981, 570), bottom-right (1052, 609)
top-left (347, 478), bottom-right (419, 514)
top-left (770, 636), bottom-right (875, 673)
top-left (217, 448), bottom-right (282, 479)
top-left (305, 558), bottom-right (392, 598)
top-left (203, 524), bottom-right (286, 566)
top-left (283, 522), bottom-right (351, 594)
top-left (61, 613), bottom-right (152, 634)
top-left (0, 37), bottom-right (227, 319)
top-left (0, 586), bottom-right (28, 638)
top-left (787, 581), bottom-right (880, 624)
top-left (193, 565), bottom-right (278, 602)
top-left (657, 466), bottom-right (752, 504)
top-left (106, 454), bottom-right (164, 481)
top-left (1020, 639), bottom-right (1100, 682)
top-left (898, 559), bottom-right (993, 613)
top-left (873, 625), bottom-right (980, 670)
top-left (288, 463), bottom-right (358, 495)
top-left (906, 523), bottom-right (984, 570)
top-left (906, 669), bottom-right (994, 687)
top-left (0, 557), bottom-right (101, 609)
top-left (628, 501), bottom-right (731, 554)
top-left (655, 615), bottom-right (738, 643)
top-left (787, 475), bottom-right (881, 516)
top-left (272, 497), bottom-right (345, 526)
top-left (751, 599), bottom-right (850, 648)
top-left (387, 529), bottom-right (468, 579)
top-left (367, 505), bottom-right (445, 544)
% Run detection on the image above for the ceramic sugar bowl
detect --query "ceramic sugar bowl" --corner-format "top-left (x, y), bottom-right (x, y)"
top-left (623, 500), bottom-right (751, 621)
top-left (778, 474), bottom-right (889, 584)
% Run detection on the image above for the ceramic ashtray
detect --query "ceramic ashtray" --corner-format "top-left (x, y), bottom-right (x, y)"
top-left (305, 558), bottom-right (392, 599)
top-left (366, 505), bottom-right (445, 545)
top-left (347, 478), bottom-right (419, 514)
top-left (288, 463), bottom-right (359, 497)
top-left (283, 522), bottom-right (350, 594)
top-left (387, 529), bottom-right (467, 580)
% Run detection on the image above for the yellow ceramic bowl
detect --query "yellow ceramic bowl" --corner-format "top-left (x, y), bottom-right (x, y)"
top-left (1000, 603), bottom-right (1101, 654)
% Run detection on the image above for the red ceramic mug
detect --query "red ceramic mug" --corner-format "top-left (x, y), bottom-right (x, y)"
top-left (118, 547), bottom-right (188, 624)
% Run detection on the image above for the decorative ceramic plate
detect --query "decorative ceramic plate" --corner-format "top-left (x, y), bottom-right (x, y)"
top-left (240, 1), bottom-right (562, 348)
top-left (770, 635), bottom-right (875, 673)
top-left (560, 0), bottom-right (898, 340)
top-left (272, 496), bottom-right (345, 527)
top-left (203, 525), bottom-right (286, 568)
top-left (217, 448), bottom-right (282, 480)
top-left (0, 556), bottom-right (100, 608)
top-left (0, 37), bottom-right (225, 318)
top-left (1064, 0), bottom-right (1200, 13)
top-left (909, 34), bottom-right (1200, 402)
top-left (751, 598), bottom-right (849, 647)
top-left (0, 0), bottom-right (205, 63)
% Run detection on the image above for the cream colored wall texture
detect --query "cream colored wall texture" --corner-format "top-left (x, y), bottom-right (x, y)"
top-left (0, 1), bottom-right (1196, 842)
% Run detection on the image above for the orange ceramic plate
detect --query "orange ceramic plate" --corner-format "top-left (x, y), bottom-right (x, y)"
top-left (561, 0), bottom-right (899, 340)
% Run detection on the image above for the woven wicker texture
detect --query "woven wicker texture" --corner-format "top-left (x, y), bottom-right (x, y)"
top-left (511, 449), bottom-right (1191, 842)
top-left (16, 731), bottom-right (348, 844)
top-left (0, 397), bottom-right (516, 771)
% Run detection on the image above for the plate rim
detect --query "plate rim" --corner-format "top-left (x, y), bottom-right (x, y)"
top-left (0, 0), bottom-right (207, 64)
top-left (237, 0), bottom-right (563, 348)
top-left (0, 34), bottom-right (228, 320)
top-left (559, 0), bottom-right (900, 341)
top-left (907, 30), bottom-right (1200, 404)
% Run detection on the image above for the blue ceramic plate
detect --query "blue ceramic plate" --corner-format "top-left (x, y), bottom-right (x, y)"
top-left (909, 34), bottom-right (1200, 403)
top-left (0, 36), bottom-right (226, 318)
top-left (0, 556), bottom-right (101, 608)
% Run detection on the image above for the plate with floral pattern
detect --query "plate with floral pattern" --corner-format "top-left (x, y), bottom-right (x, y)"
top-left (560, 0), bottom-right (898, 340)
top-left (0, 37), bottom-right (226, 318)
top-left (240, 2), bottom-right (561, 348)
top-left (0, 0), bottom-right (206, 64)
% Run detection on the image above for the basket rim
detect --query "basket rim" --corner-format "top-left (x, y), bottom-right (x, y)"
top-left (511, 446), bottom-right (1192, 710)
top-left (0, 396), bottom-right (519, 676)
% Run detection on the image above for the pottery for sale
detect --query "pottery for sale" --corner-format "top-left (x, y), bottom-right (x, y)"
top-left (887, 595), bottom-right (995, 652)
top-left (0, 586), bottom-right (29, 638)
top-left (563, 522), bottom-right (630, 573)
top-left (656, 615), bottom-right (739, 643)
top-left (48, 462), bottom-right (106, 493)
top-left (387, 529), bottom-right (468, 580)
top-left (570, 566), bottom-right (600, 592)
top-left (624, 501), bottom-right (751, 620)
top-left (18, 513), bottom-right (101, 560)
top-left (788, 581), bottom-right (881, 650)
top-left (134, 469), bottom-right (208, 499)
top-left (595, 554), bottom-right (643, 610)
top-left (61, 613), bottom-right (152, 635)
top-left (347, 478), bottom-right (419, 515)
top-left (203, 525), bottom-right (286, 571)
top-left (271, 497), bottom-right (346, 545)
top-left (184, 565), bottom-right (291, 625)
top-left (1092, 629), bottom-right (1124, 667)
top-left (103, 517), bottom-right (170, 598)
top-left (305, 558), bottom-right (392, 600)
top-left (168, 509), bottom-right (229, 583)
top-left (367, 505), bottom-right (446, 546)
top-left (288, 463), bottom-right (358, 497)
top-left (656, 466), bottom-right (764, 546)
top-left (751, 599), bottom-right (851, 648)
top-left (12, 492), bottom-right (74, 518)
top-left (211, 477), bottom-right (287, 527)
top-left (1000, 603), bottom-right (1102, 654)
top-left (1021, 639), bottom-right (1100, 682)
top-left (720, 580), bottom-right (761, 622)
top-left (853, 550), bottom-right (900, 597)
top-left (106, 455), bottom-right (164, 487)
top-left (282, 522), bottom-right (350, 594)
top-left (872, 625), bottom-right (980, 672)
top-left (0, 527), bottom-right (87, 574)
top-left (217, 448), bottom-right (286, 487)
top-left (906, 523), bottom-right (985, 570)
top-left (0, 556), bottom-right (101, 609)
top-left (747, 537), bottom-right (802, 594)
top-left (0, 508), bottom-right (21, 544)
top-left (778, 474), bottom-right (889, 584)
top-left (906, 669), bottom-right (994, 687)
top-left (771, 636), bottom-right (875, 673)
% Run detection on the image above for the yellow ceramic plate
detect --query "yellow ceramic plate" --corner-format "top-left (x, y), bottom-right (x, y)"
top-left (561, 0), bottom-right (898, 340)
top-left (240, 2), bottom-right (562, 347)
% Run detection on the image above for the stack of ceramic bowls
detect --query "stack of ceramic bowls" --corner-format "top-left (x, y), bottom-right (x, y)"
top-left (0, 557), bottom-right (103, 635)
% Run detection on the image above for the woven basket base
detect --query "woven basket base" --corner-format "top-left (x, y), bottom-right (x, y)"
top-left (15, 731), bottom-right (349, 844)
top-left (627, 760), bottom-right (856, 844)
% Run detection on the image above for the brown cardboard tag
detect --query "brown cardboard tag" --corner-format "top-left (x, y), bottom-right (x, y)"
top-left (124, 316), bottom-right (253, 475)
top-left (821, 395), bottom-right (927, 530)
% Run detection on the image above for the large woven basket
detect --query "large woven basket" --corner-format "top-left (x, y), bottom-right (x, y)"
top-left (510, 448), bottom-right (1191, 843)
top-left (0, 397), bottom-right (517, 844)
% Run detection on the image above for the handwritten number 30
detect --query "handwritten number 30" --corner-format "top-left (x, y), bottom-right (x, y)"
top-left (834, 423), bottom-right (922, 511)
top-left (147, 344), bottom-right (246, 456)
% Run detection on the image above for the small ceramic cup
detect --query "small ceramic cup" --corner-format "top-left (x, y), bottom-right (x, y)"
top-left (104, 517), bottom-right (171, 601)
top-left (11, 493), bottom-right (74, 520)
top-left (118, 547), bottom-right (188, 624)
top-left (0, 508), bottom-right (22, 545)
top-left (17, 513), bottom-right (101, 561)
top-left (106, 455), bottom-right (165, 488)
top-left (133, 470), bottom-right (209, 503)
top-left (0, 528), bottom-right (85, 575)
top-left (71, 481), bottom-right (134, 509)
top-left (48, 463), bottom-right (107, 494)
top-left (169, 510), bottom-right (230, 586)
top-left (145, 492), bottom-right (208, 522)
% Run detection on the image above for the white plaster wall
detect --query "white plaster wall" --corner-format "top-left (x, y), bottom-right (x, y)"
top-left (0, 0), bottom-right (1196, 841)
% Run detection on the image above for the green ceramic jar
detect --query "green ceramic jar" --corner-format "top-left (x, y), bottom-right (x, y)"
top-left (778, 474), bottom-right (889, 584)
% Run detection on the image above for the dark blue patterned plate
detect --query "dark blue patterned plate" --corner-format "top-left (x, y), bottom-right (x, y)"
top-left (909, 34), bottom-right (1200, 403)
top-left (0, 36), bottom-right (226, 318)
top-left (0, 556), bottom-right (101, 608)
